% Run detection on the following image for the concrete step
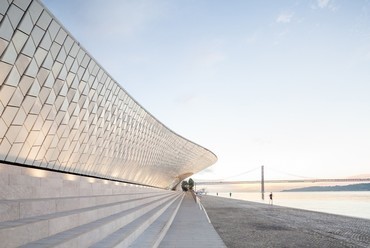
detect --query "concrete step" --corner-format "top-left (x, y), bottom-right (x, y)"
top-left (19, 193), bottom-right (179, 248)
top-left (0, 192), bottom-right (177, 248)
top-left (90, 193), bottom-right (183, 248)
top-left (129, 193), bottom-right (184, 248)
top-left (0, 191), bottom-right (169, 222)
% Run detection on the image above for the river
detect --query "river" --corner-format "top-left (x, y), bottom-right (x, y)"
top-left (208, 191), bottom-right (370, 220)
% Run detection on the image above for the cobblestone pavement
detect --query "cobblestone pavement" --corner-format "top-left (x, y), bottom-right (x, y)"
top-left (201, 195), bottom-right (370, 248)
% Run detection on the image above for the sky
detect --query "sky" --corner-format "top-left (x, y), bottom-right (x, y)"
top-left (41, 0), bottom-right (370, 185)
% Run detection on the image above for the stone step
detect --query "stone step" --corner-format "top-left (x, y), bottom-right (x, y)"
top-left (0, 192), bottom-right (176, 248)
top-left (129, 193), bottom-right (184, 248)
top-left (19, 193), bottom-right (179, 248)
top-left (90, 193), bottom-right (183, 248)
top-left (0, 191), bottom-right (169, 222)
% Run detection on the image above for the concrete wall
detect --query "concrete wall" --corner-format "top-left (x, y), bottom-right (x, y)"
top-left (0, 162), bottom-right (155, 202)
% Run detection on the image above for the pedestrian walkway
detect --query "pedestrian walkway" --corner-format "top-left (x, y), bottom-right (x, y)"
top-left (159, 192), bottom-right (226, 248)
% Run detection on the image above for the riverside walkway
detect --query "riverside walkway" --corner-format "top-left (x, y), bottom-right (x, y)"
top-left (160, 192), bottom-right (226, 247)
top-left (200, 195), bottom-right (370, 248)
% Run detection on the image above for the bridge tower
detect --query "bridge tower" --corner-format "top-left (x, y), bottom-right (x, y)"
top-left (261, 165), bottom-right (265, 200)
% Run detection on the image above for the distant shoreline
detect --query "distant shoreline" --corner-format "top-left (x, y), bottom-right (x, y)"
top-left (282, 182), bottom-right (370, 192)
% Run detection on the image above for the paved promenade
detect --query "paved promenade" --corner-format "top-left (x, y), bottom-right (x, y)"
top-left (160, 192), bottom-right (226, 247)
top-left (200, 195), bottom-right (370, 248)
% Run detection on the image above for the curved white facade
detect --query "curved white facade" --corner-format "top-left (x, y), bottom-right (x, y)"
top-left (0, 0), bottom-right (217, 189)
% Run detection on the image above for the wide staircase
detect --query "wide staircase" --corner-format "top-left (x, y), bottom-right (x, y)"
top-left (0, 163), bottom-right (184, 248)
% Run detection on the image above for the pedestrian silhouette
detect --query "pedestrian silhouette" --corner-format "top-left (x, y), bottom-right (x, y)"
top-left (269, 192), bottom-right (273, 205)
top-left (229, 192), bottom-right (232, 197)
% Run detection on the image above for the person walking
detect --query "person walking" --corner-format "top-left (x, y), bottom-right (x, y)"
top-left (269, 192), bottom-right (273, 205)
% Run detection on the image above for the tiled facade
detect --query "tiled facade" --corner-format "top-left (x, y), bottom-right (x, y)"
top-left (0, 0), bottom-right (217, 189)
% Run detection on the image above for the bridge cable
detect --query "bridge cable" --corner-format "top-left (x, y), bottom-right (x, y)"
top-left (221, 166), bottom-right (260, 180)
top-left (196, 166), bottom-right (260, 182)
top-left (265, 166), bottom-right (313, 179)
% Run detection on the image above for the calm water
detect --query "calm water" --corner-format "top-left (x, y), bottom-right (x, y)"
top-left (208, 191), bottom-right (370, 220)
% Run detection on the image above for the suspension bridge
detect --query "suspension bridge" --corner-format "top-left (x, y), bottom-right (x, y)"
top-left (196, 166), bottom-right (370, 185)
top-left (195, 166), bottom-right (370, 199)
top-left (196, 178), bottom-right (370, 185)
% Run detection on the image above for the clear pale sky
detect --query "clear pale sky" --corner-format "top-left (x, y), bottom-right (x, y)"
top-left (42, 0), bottom-right (370, 182)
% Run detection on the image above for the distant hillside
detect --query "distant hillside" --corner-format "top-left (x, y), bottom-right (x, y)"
top-left (282, 183), bottom-right (370, 192)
